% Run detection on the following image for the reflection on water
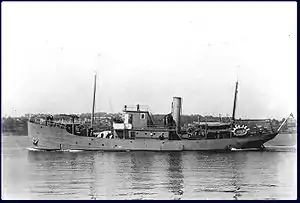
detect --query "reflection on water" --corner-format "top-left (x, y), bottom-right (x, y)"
top-left (27, 151), bottom-right (99, 199)
top-left (26, 150), bottom-right (186, 200)
top-left (2, 136), bottom-right (297, 200)
top-left (128, 152), bottom-right (156, 198)
top-left (166, 152), bottom-right (184, 199)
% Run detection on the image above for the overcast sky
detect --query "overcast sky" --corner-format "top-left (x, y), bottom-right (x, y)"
top-left (2, 1), bottom-right (297, 119)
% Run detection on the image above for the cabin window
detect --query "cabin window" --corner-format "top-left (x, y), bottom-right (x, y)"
top-left (140, 113), bottom-right (146, 119)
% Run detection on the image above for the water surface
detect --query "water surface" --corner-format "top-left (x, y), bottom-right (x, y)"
top-left (2, 136), bottom-right (297, 200)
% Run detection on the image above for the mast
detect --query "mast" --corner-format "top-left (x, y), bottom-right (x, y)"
top-left (232, 81), bottom-right (238, 122)
top-left (91, 72), bottom-right (97, 128)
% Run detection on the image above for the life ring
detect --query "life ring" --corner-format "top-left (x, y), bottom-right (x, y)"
top-left (231, 124), bottom-right (250, 136)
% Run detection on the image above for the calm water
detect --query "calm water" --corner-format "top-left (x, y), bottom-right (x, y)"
top-left (2, 136), bottom-right (297, 200)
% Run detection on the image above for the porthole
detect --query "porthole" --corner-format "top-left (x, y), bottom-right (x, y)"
top-left (76, 142), bottom-right (78, 144)
top-left (89, 143), bottom-right (91, 145)
top-left (145, 133), bottom-right (147, 135)
top-left (102, 144), bottom-right (104, 146)
top-left (115, 145), bottom-right (117, 147)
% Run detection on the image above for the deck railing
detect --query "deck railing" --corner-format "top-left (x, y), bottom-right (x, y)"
top-left (29, 117), bottom-right (86, 129)
top-left (123, 105), bottom-right (150, 112)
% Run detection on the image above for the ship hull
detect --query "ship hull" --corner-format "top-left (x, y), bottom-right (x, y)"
top-left (28, 122), bottom-right (278, 151)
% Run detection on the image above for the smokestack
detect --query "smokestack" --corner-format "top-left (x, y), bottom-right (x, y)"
top-left (171, 97), bottom-right (182, 133)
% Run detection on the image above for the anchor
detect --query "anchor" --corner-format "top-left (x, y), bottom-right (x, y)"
top-left (32, 138), bottom-right (39, 146)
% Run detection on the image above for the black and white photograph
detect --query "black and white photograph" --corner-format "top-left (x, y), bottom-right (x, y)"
top-left (1, 1), bottom-right (297, 200)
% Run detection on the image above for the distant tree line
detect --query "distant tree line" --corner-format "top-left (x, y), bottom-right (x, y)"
top-left (2, 116), bottom-right (28, 135)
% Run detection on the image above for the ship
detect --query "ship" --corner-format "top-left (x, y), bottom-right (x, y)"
top-left (27, 73), bottom-right (286, 152)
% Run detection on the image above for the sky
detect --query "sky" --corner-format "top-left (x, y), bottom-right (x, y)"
top-left (2, 1), bottom-right (297, 120)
